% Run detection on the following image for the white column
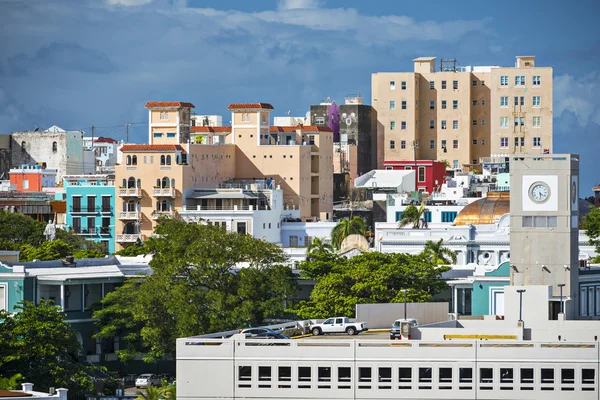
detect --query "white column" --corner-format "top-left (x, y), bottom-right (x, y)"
top-left (231, 112), bottom-right (236, 144)
top-left (176, 109), bottom-right (181, 142)
top-left (257, 111), bottom-right (261, 146)
top-left (60, 284), bottom-right (65, 311)
top-left (453, 286), bottom-right (458, 314)
top-left (81, 283), bottom-right (85, 312)
top-left (148, 109), bottom-right (152, 144)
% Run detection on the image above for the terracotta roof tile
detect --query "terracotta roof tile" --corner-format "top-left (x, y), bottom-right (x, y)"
top-left (145, 102), bottom-right (195, 108)
top-left (301, 125), bottom-right (333, 132)
top-left (228, 103), bottom-right (274, 110)
top-left (120, 144), bottom-right (184, 152)
top-left (95, 137), bottom-right (119, 143)
top-left (191, 126), bottom-right (232, 133)
top-left (269, 126), bottom-right (297, 133)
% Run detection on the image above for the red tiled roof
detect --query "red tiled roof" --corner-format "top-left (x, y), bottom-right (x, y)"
top-left (301, 125), bottom-right (333, 132)
top-left (269, 125), bottom-right (333, 133)
top-left (145, 102), bottom-right (195, 108)
top-left (120, 144), bottom-right (184, 152)
top-left (228, 103), bottom-right (274, 110)
top-left (269, 126), bottom-right (297, 133)
top-left (95, 137), bottom-right (118, 143)
top-left (191, 126), bottom-right (232, 133)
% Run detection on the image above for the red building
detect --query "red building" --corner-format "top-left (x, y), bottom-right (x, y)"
top-left (383, 160), bottom-right (447, 193)
top-left (9, 166), bottom-right (57, 192)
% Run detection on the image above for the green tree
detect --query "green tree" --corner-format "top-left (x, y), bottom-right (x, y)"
top-left (0, 374), bottom-right (22, 390)
top-left (584, 207), bottom-right (600, 261)
top-left (330, 216), bottom-right (367, 249)
top-left (73, 248), bottom-right (106, 259)
top-left (422, 239), bottom-right (457, 265)
top-left (95, 219), bottom-right (297, 361)
top-left (0, 300), bottom-right (115, 398)
top-left (293, 252), bottom-right (450, 318)
top-left (0, 209), bottom-right (46, 250)
top-left (398, 203), bottom-right (429, 229)
top-left (115, 242), bottom-right (148, 256)
top-left (135, 386), bottom-right (164, 400)
top-left (306, 237), bottom-right (334, 256)
top-left (19, 239), bottom-right (73, 261)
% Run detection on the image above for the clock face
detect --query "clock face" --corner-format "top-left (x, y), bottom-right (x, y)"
top-left (530, 183), bottom-right (550, 203)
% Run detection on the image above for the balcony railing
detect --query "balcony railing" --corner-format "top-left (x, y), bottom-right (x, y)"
top-left (119, 188), bottom-right (142, 197)
top-left (181, 205), bottom-right (267, 212)
top-left (72, 227), bottom-right (97, 235)
top-left (116, 234), bottom-right (141, 243)
top-left (153, 187), bottom-right (176, 198)
top-left (70, 206), bottom-right (113, 213)
top-left (99, 227), bottom-right (111, 235)
top-left (119, 211), bottom-right (141, 220)
top-left (152, 210), bottom-right (176, 220)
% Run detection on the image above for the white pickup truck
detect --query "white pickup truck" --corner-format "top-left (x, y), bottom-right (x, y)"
top-left (310, 317), bottom-right (368, 336)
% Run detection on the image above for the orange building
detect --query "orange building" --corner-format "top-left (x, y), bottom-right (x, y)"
top-left (9, 166), bottom-right (57, 191)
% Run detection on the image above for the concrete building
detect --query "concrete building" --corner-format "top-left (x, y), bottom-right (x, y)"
top-left (0, 134), bottom-right (11, 180)
top-left (383, 160), bottom-right (447, 193)
top-left (82, 136), bottom-right (119, 174)
top-left (372, 56), bottom-right (553, 169)
top-left (11, 126), bottom-right (90, 182)
top-left (273, 116), bottom-right (306, 126)
top-left (114, 102), bottom-right (334, 250)
top-left (64, 175), bottom-right (116, 254)
top-left (9, 166), bottom-right (57, 191)
top-left (191, 115), bottom-right (223, 128)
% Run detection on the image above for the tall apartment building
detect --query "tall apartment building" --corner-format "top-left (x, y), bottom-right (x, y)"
top-left (372, 56), bottom-right (552, 170)
top-left (114, 102), bottom-right (333, 250)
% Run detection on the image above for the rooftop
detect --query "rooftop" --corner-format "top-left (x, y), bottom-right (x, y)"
top-left (453, 192), bottom-right (509, 226)
top-left (227, 103), bottom-right (274, 110)
top-left (145, 101), bottom-right (195, 108)
top-left (191, 126), bottom-right (232, 133)
top-left (269, 125), bottom-right (332, 133)
top-left (120, 144), bottom-right (184, 152)
top-left (413, 56), bottom-right (436, 62)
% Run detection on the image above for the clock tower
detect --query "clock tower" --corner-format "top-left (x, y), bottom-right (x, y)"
top-left (510, 154), bottom-right (579, 319)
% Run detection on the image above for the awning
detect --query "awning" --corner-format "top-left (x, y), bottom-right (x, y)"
top-left (187, 191), bottom-right (258, 200)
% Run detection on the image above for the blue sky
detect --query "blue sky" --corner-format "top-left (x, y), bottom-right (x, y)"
top-left (0, 0), bottom-right (599, 194)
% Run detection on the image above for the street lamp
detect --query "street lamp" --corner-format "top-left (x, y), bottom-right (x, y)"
top-left (516, 289), bottom-right (526, 324)
top-left (399, 289), bottom-right (408, 320)
top-left (558, 283), bottom-right (566, 315)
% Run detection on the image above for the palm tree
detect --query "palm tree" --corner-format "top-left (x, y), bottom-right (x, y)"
top-left (306, 237), bottom-right (334, 255)
top-left (330, 216), bottom-right (367, 249)
top-left (398, 202), bottom-right (429, 229)
top-left (135, 386), bottom-right (164, 400)
top-left (162, 385), bottom-right (176, 400)
top-left (422, 239), bottom-right (457, 265)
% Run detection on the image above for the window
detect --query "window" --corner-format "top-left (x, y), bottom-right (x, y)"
top-left (401, 100), bottom-right (407, 109)
top-left (401, 140), bottom-right (406, 149)
top-left (318, 367), bottom-right (331, 388)
top-left (160, 111), bottom-right (168, 120)
top-left (358, 367), bottom-right (372, 389)
top-left (242, 113), bottom-right (250, 122)
top-left (561, 368), bottom-right (575, 385)
top-left (500, 76), bottom-right (508, 86)
top-left (258, 366), bottom-right (272, 387)
top-left (401, 121), bottom-right (406, 130)
top-left (472, 119), bottom-right (477, 126)
top-left (278, 366), bottom-right (291, 386)
top-left (441, 80), bottom-right (446, 89)
top-left (582, 369), bottom-right (595, 386)
top-left (429, 120), bottom-right (435, 129)
top-left (401, 81), bottom-right (406, 90)
top-left (541, 368), bottom-right (554, 384)
top-left (459, 367), bottom-right (473, 389)
top-left (441, 120), bottom-right (447, 130)
top-left (520, 368), bottom-right (534, 385)
top-left (472, 80), bottom-right (477, 86)
top-left (261, 113), bottom-right (267, 124)
top-left (500, 368), bottom-right (513, 383)
top-left (418, 166), bottom-right (425, 182)
top-left (378, 367), bottom-right (391, 389)
top-left (514, 117), bottom-right (519, 127)
top-left (160, 155), bottom-right (166, 165)
top-left (533, 137), bottom-right (541, 147)
top-left (453, 140), bottom-right (459, 149)
top-left (315, 116), bottom-right (325, 125)
top-left (429, 81), bottom-right (435, 89)
top-left (442, 211), bottom-right (458, 222)
top-left (453, 100), bottom-right (458, 109)
top-left (481, 100), bottom-right (485, 105)
top-left (500, 96), bottom-right (508, 106)
top-left (441, 100), bottom-right (446, 109)
top-left (515, 76), bottom-right (525, 86)
top-left (390, 81), bottom-right (395, 90)
top-left (520, 117), bottom-right (525, 126)
top-left (472, 100), bottom-right (477, 106)
top-left (238, 366), bottom-right (251, 388)
top-left (419, 367), bottom-right (432, 389)
top-left (514, 137), bottom-right (519, 147)
top-left (472, 139), bottom-right (478, 145)
top-left (453, 120), bottom-right (458, 130)
top-left (533, 75), bottom-right (541, 86)
top-left (132, 155), bottom-right (137, 165)
top-left (533, 116), bottom-right (541, 127)
top-left (481, 120), bottom-right (485, 125)
top-left (166, 155), bottom-right (171, 165)
top-left (533, 96), bottom-right (541, 106)
top-left (480, 368), bottom-right (493, 384)
top-left (153, 132), bottom-right (163, 138)
top-left (167, 132), bottom-right (176, 138)
top-left (52, 141), bottom-right (57, 152)
top-left (337, 367), bottom-right (351, 389)
top-left (481, 80), bottom-right (485, 86)
top-left (390, 121), bottom-right (396, 130)
top-left (429, 139), bottom-right (435, 149)
top-left (389, 101), bottom-right (395, 110)
top-left (21, 141), bottom-right (26, 152)
top-left (429, 100), bottom-right (435, 109)
top-left (482, 139), bottom-right (485, 145)
top-left (298, 366), bottom-right (311, 388)
top-left (521, 216), bottom-right (557, 228)
top-left (501, 116), bottom-right (509, 127)
top-left (472, 159), bottom-right (477, 164)
top-left (439, 367), bottom-right (452, 388)
top-left (453, 80), bottom-right (458, 89)
top-left (390, 140), bottom-right (395, 149)
top-left (441, 139), bottom-right (447, 149)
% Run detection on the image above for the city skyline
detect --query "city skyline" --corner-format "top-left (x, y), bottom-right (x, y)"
top-left (0, 0), bottom-right (598, 192)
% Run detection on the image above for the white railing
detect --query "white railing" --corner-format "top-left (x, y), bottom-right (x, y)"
top-left (181, 205), bottom-right (257, 212)
top-left (119, 188), bottom-right (142, 197)
top-left (153, 187), bottom-right (176, 197)
top-left (116, 234), bottom-right (141, 242)
top-left (118, 211), bottom-right (141, 220)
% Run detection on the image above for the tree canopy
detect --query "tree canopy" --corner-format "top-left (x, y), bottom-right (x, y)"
top-left (422, 239), bottom-right (457, 265)
top-left (584, 206), bottom-right (600, 262)
top-left (0, 300), bottom-right (117, 398)
top-left (398, 203), bottom-right (429, 229)
top-left (294, 251), bottom-right (450, 319)
top-left (0, 209), bottom-right (46, 250)
top-left (94, 218), bottom-right (297, 361)
top-left (330, 216), bottom-right (367, 249)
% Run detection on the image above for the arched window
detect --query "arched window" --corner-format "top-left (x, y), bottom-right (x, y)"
top-left (136, 178), bottom-right (141, 188)
top-left (161, 200), bottom-right (168, 211)
top-left (166, 155), bottom-right (171, 165)
top-left (160, 155), bottom-right (166, 165)
top-left (21, 141), bottom-right (26, 152)
top-left (127, 177), bottom-right (135, 188)
top-left (161, 177), bottom-right (169, 188)
top-left (52, 142), bottom-right (57, 152)
top-left (122, 179), bottom-right (126, 188)
top-left (123, 222), bottom-right (139, 234)
top-left (156, 179), bottom-right (161, 188)
top-left (132, 155), bottom-right (137, 165)
top-left (171, 178), bottom-right (175, 188)
top-left (126, 155), bottom-right (131, 165)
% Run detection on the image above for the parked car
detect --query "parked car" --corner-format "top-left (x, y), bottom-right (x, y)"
top-left (390, 318), bottom-right (419, 340)
top-left (310, 317), bottom-right (368, 336)
top-left (241, 328), bottom-right (290, 339)
top-left (135, 374), bottom-right (161, 388)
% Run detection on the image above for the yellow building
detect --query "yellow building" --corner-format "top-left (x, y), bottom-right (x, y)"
top-left (114, 102), bottom-right (333, 250)
top-left (372, 56), bottom-right (553, 170)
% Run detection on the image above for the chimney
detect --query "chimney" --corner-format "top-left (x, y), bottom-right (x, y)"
top-left (56, 388), bottom-right (68, 400)
top-left (22, 383), bottom-right (34, 392)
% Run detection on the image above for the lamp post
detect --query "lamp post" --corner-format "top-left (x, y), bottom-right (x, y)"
top-left (400, 289), bottom-right (408, 320)
top-left (516, 289), bottom-right (526, 324)
top-left (558, 283), bottom-right (565, 315)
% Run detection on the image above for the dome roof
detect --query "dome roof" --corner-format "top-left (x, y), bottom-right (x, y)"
top-left (453, 192), bottom-right (510, 226)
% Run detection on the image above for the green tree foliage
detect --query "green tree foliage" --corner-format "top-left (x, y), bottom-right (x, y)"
top-left (330, 216), bottom-right (367, 249)
top-left (422, 239), bottom-right (457, 265)
top-left (0, 374), bottom-right (22, 390)
top-left (306, 237), bottom-right (334, 256)
top-left (398, 203), bottom-right (429, 229)
top-left (584, 207), bottom-right (600, 259)
top-left (94, 219), bottom-right (297, 361)
top-left (0, 209), bottom-right (45, 250)
top-left (114, 242), bottom-right (147, 256)
top-left (0, 300), bottom-right (116, 398)
top-left (20, 239), bottom-right (73, 261)
top-left (135, 385), bottom-right (174, 400)
top-left (294, 252), bottom-right (450, 318)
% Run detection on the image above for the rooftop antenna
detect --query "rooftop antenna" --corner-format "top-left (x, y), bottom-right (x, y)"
top-left (440, 58), bottom-right (458, 72)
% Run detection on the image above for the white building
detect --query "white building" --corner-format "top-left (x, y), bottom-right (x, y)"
top-left (0, 384), bottom-right (67, 400)
top-left (82, 136), bottom-right (120, 173)
top-left (273, 116), bottom-right (307, 127)
top-left (191, 115), bottom-right (223, 127)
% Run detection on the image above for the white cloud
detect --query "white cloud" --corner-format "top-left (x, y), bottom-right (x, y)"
top-left (106, 0), bottom-right (153, 6)
top-left (554, 72), bottom-right (600, 128)
top-left (278, 0), bottom-right (322, 10)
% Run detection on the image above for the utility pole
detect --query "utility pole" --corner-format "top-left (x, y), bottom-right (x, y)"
top-left (125, 123), bottom-right (131, 143)
top-left (91, 125), bottom-right (95, 154)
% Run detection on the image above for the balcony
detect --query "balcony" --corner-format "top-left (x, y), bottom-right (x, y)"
top-left (116, 234), bottom-right (141, 243)
top-left (70, 206), bottom-right (113, 214)
top-left (153, 187), bottom-right (176, 198)
top-left (72, 227), bottom-right (97, 235)
top-left (99, 226), bottom-right (111, 235)
top-left (118, 211), bottom-right (141, 220)
top-left (119, 188), bottom-right (142, 198)
top-left (152, 210), bottom-right (176, 220)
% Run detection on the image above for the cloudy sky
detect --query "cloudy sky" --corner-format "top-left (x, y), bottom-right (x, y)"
top-left (0, 0), bottom-right (599, 193)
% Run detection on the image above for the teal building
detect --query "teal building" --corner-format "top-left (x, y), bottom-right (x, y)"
top-left (64, 175), bottom-right (116, 254)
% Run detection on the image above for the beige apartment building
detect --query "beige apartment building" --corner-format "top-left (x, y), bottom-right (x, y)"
top-left (372, 56), bottom-right (552, 169)
top-left (114, 102), bottom-right (333, 250)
